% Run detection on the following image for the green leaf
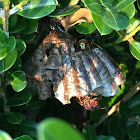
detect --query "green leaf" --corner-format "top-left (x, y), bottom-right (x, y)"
top-left (129, 41), bottom-right (140, 61)
top-left (92, 12), bottom-right (113, 35)
top-left (49, 5), bottom-right (80, 17)
top-left (38, 118), bottom-right (84, 140)
top-left (127, 124), bottom-right (140, 139)
top-left (16, 39), bottom-right (26, 57)
top-left (115, 0), bottom-right (136, 12)
top-left (9, 16), bottom-right (27, 33)
top-left (0, 130), bottom-right (13, 140)
top-left (14, 135), bottom-right (33, 140)
top-left (83, 0), bottom-right (104, 16)
top-left (9, 14), bottom-right (17, 29)
top-left (0, 36), bottom-right (16, 60)
top-left (17, 0), bottom-right (57, 19)
top-left (7, 89), bottom-right (31, 106)
top-left (75, 22), bottom-right (96, 34)
top-left (82, 125), bottom-right (96, 140)
top-left (20, 19), bottom-right (38, 34)
top-left (0, 28), bottom-right (8, 44)
top-left (0, 49), bottom-right (17, 73)
top-left (10, 71), bottom-right (27, 92)
top-left (96, 135), bottom-right (116, 140)
top-left (102, 10), bottom-right (129, 30)
top-left (83, 0), bottom-right (129, 30)
top-left (27, 98), bottom-right (46, 110)
top-left (120, 3), bottom-right (135, 19)
top-left (126, 15), bottom-right (140, 34)
top-left (6, 112), bottom-right (23, 124)
top-left (20, 32), bottom-right (36, 41)
top-left (100, 0), bottom-right (113, 10)
top-left (108, 117), bottom-right (126, 140)
top-left (18, 120), bottom-right (37, 137)
top-left (127, 94), bottom-right (140, 114)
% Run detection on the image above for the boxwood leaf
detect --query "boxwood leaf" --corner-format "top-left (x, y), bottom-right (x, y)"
top-left (7, 89), bottom-right (31, 106)
top-left (20, 32), bottom-right (36, 41)
top-left (96, 135), bottom-right (116, 140)
top-left (0, 49), bottom-right (17, 73)
top-left (20, 19), bottom-right (38, 34)
top-left (6, 111), bottom-right (23, 124)
top-left (27, 97), bottom-right (46, 110)
top-left (127, 94), bottom-right (140, 114)
top-left (18, 120), bottom-right (37, 137)
top-left (10, 71), bottom-right (27, 92)
top-left (83, 0), bottom-right (104, 15)
top-left (108, 117), bottom-right (126, 140)
top-left (0, 130), bottom-right (12, 140)
top-left (17, 0), bottom-right (57, 19)
top-left (9, 14), bottom-right (17, 29)
top-left (115, 0), bottom-right (136, 12)
top-left (49, 5), bottom-right (80, 17)
top-left (0, 28), bottom-right (8, 44)
top-left (120, 3), bottom-right (135, 19)
top-left (129, 41), bottom-right (140, 61)
top-left (38, 118), bottom-right (84, 140)
top-left (83, 0), bottom-right (129, 30)
top-left (102, 10), bottom-right (129, 30)
top-left (16, 39), bottom-right (26, 57)
top-left (100, 0), bottom-right (113, 10)
top-left (92, 12), bottom-right (113, 35)
top-left (14, 135), bottom-right (33, 140)
top-left (127, 124), bottom-right (140, 139)
top-left (82, 125), bottom-right (96, 140)
top-left (0, 36), bottom-right (16, 60)
top-left (75, 22), bottom-right (96, 34)
top-left (9, 16), bottom-right (27, 33)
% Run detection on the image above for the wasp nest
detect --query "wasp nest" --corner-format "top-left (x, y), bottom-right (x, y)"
top-left (25, 30), bottom-right (125, 110)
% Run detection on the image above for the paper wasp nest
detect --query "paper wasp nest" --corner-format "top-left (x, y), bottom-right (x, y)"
top-left (25, 30), bottom-right (125, 110)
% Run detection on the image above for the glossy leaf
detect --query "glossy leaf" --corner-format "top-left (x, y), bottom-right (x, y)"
top-left (108, 117), bottom-right (126, 140)
top-left (120, 3), bottom-right (135, 19)
top-left (20, 19), bottom-right (38, 34)
top-left (38, 118), bottom-right (84, 140)
top-left (10, 71), bottom-right (27, 92)
top-left (75, 22), bottom-right (96, 34)
top-left (126, 15), bottom-right (140, 34)
top-left (7, 89), bottom-right (31, 106)
top-left (49, 5), bottom-right (80, 17)
top-left (0, 36), bottom-right (16, 60)
top-left (20, 33), bottom-right (36, 41)
top-left (18, 120), bottom-right (37, 137)
top-left (100, 0), bottom-right (113, 10)
top-left (17, 0), bottom-right (57, 19)
top-left (127, 94), bottom-right (140, 114)
top-left (0, 130), bottom-right (12, 140)
top-left (27, 98), bottom-right (46, 110)
top-left (83, 0), bottom-right (104, 16)
top-left (0, 28), bottom-right (8, 44)
top-left (9, 16), bottom-right (27, 33)
top-left (14, 135), bottom-right (33, 140)
top-left (102, 10), bottom-right (129, 30)
top-left (92, 12), bottom-right (113, 35)
top-left (9, 14), bottom-right (17, 29)
top-left (83, 0), bottom-right (129, 30)
top-left (115, 0), bottom-right (136, 12)
top-left (0, 49), bottom-right (17, 73)
top-left (129, 41), bottom-right (140, 61)
top-left (96, 135), bottom-right (116, 140)
top-left (16, 39), bottom-right (26, 57)
top-left (127, 124), bottom-right (140, 139)
top-left (7, 112), bottom-right (23, 124)
top-left (82, 125), bottom-right (96, 140)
